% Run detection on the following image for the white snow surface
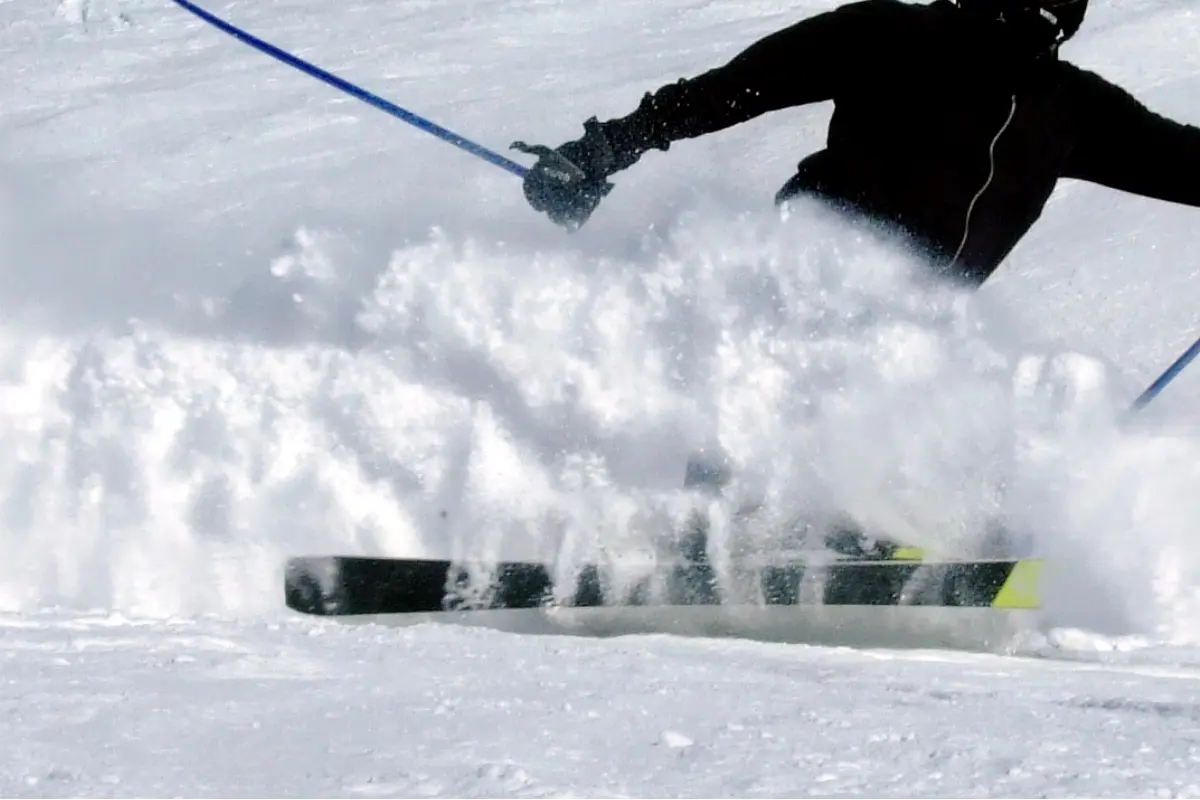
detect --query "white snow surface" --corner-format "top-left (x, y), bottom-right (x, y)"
top-left (6, 610), bottom-right (1200, 798)
top-left (4, 0), bottom-right (1200, 795)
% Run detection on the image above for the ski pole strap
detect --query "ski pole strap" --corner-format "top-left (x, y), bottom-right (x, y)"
top-left (171, 0), bottom-right (529, 178)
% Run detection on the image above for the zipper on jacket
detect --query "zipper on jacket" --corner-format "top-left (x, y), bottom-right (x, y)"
top-left (950, 95), bottom-right (1018, 269)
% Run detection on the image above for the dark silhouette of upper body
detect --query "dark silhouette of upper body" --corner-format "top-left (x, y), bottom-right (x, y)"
top-left (516, 0), bottom-right (1200, 285)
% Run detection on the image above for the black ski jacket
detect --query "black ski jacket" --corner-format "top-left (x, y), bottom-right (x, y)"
top-left (600, 0), bottom-right (1200, 284)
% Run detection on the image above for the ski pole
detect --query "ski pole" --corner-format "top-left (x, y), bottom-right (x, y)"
top-left (1129, 331), bottom-right (1200, 413)
top-left (171, 0), bottom-right (530, 179)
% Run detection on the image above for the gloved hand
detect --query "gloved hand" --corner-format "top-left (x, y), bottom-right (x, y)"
top-left (511, 117), bottom-right (628, 231)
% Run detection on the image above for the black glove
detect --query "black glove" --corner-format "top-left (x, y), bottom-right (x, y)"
top-left (511, 117), bottom-right (635, 231)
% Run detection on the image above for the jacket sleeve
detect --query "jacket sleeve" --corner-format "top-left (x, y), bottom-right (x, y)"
top-left (1064, 70), bottom-right (1200, 207)
top-left (591, 0), bottom-right (900, 168)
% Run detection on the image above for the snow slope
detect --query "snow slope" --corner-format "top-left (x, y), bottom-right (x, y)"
top-left (3, 0), bottom-right (1200, 794)
top-left (7, 609), bottom-right (1200, 798)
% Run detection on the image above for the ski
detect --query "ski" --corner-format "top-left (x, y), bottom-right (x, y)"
top-left (284, 554), bottom-right (1044, 617)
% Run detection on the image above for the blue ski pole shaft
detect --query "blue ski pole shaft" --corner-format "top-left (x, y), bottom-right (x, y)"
top-left (1129, 332), bottom-right (1200, 413)
top-left (172, 0), bottom-right (529, 179)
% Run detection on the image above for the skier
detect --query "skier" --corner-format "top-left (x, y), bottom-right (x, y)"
top-left (513, 0), bottom-right (1200, 287)
top-left (514, 0), bottom-right (1200, 561)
